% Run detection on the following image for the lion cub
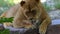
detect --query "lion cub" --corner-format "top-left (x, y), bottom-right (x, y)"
top-left (1, 0), bottom-right (51, 34)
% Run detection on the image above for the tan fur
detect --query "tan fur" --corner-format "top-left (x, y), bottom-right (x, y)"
top-left (3, 22), bottom-right (12, 28)
top-left (1, 4), bottom-right (20, 17)
top-left (1, 0), bottom-right (51, 34)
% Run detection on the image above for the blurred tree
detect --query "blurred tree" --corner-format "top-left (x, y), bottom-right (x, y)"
top-left (0, 0), bottom-right (15, 15)
top-left (43, 2), bottom-right (51, 11)
top-left (53, 0), bottom-right (60, 9)
top-left (0, 29), bottom-right (10, 34)
top-left (0, 0), bottom-right (14, 7)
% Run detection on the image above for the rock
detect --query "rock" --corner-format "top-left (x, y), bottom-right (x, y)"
top-left (48, 10), bottom-right (60, 20)
top-left (46, 24), bottom-right (60, 34)
top-left (3, 24), bottom-right (60, 34)
top-left (10, 28), bottom-right (27, 34)
top-left (5, 27), bottom-right (39, 34)
top-left (0, 24), bottom-right (4, 30)
top-left (23, 28), bottom-right (39, 34)
top-left (52, 19), bottom-right (60, 25)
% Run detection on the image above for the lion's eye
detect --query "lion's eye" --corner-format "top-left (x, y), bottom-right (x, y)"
top-left (31, 10), bottom-right (36, 14)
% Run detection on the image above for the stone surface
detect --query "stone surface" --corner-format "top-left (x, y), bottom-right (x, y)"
top-left (8, 24), bottom-right (60, 34)
top-left (0, 24), bottom-right (4, 30)
top-left (47, 24), bottom-right (60, 34)
top-left (48, 10), bottom-right (60, 20)
top-left (52, 19), bottom-right (60, 25)
top-left (0, 19), bottom-right (60, 34)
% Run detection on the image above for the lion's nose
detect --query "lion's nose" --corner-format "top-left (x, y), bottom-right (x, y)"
top-left (29, 18), bottom-right (33, 20)
top-left (29, 18), bottom-right (36, 24)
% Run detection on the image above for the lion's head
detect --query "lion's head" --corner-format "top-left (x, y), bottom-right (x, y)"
top-left (19, 0), bottom-right (41, 20)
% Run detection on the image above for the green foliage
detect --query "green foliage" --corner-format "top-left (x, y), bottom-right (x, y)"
top-left (0, 0), bottom-right (15, 7)
top-left (43, 2), bottom-right (51, 11)
top-left (0, 17), bottom-right (14, 34)
top-left (54, 1), bottom-right (60, 9)
top-left (55, 4), bottom-right (60, 9)
top-left (0, 29), bottom-right (10, 34)
top-left (0, 0), bottom-right (15, 15)
top-left (53, 0), bottom-right (60, 9)
top-left (0, 17), bottom-right (14, 23)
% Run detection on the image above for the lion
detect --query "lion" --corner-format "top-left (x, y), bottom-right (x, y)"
top-left (1, 0), bottom-right (51, 34)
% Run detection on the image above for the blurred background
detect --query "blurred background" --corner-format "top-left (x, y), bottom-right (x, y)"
top-left (0, 0), bottom-right (60, 25)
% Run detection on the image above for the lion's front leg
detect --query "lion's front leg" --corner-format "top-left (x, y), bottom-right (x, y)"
top-left (13, 14), bottom-right (33, 28)
top-left (13, 18), bottom-right (24, 28)
top-left (39, 17), bottom-right (51, 34)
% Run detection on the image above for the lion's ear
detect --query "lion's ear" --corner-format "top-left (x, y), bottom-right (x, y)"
top-left (20, 1), bottom-right (25, 6)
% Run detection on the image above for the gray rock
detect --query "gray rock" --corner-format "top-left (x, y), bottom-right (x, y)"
top-left (0, 24), bottom-right (4, 30)
top-left (52, 19), bottom-right (60, 25)
top-left (48, 10), bottom-right (60, 20)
